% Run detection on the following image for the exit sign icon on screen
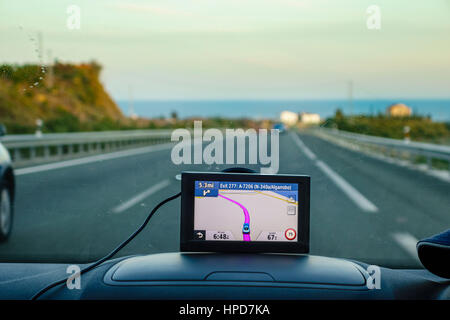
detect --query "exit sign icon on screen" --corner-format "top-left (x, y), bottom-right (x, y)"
top-left (287, 195), bottom-right (296, 204)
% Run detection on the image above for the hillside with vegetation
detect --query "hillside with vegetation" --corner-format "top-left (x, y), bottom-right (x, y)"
top-left (0, 62), bottom-right (132, 133)
top-left (323, 109), bottom-right (450, 144)
top-left (0, 62), bottom-right (271, 134)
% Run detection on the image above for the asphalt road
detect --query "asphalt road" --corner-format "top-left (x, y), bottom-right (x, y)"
top-left (0, 131), bottom-right (449, 268)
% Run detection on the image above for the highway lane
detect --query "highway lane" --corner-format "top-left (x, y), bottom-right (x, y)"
top-left (299, 133), bottom-right (450, 233)
top-left (288, 132), bottom-right (450, 267)
top-left (0, 131), bottom-right (448, 268)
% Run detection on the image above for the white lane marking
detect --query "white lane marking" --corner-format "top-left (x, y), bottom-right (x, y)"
top-left (392, 232), bottom-right (420, 261)
top-left (112, 179), bottom-right (171, 214)
top-left (316, 160), bottom-right (379, 213)
top-left (291, 132), bottom-right (379, 213)
top-left (291, 132), bottom-right (317, 160)
top-left (15, 143), bottom-right (174, 176)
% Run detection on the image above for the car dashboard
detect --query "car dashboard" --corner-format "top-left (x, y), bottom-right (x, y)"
top-left (0, 253), bottom-right (449, 300)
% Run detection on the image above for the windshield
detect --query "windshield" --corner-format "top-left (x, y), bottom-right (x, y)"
top-left (0, 0), bottom-right (449, 268)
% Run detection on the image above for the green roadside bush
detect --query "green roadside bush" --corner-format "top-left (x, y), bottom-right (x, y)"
top-left (324, 109), bottom-right (450, 143)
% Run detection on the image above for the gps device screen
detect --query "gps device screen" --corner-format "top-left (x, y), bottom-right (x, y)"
top-left (194, 181), bottom-right (298, 242)
top-left (181, 172), bottom-right (310, 253)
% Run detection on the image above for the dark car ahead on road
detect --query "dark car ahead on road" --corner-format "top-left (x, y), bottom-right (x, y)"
top-left (0, 125), bottom-right (15, 242)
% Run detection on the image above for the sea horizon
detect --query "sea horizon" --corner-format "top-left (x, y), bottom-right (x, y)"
top-left (117, 99), bottom-right (450, 122)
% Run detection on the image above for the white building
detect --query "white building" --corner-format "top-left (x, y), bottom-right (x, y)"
top-left (300, 112), bottom-right (321, 125)
top-left (280, 111), bottom-right (298, 127)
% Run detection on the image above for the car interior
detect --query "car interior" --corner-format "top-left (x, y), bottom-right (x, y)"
top-left (0, 170), bottom-right (449, 300)
top-left (0, 1), bottom-right (449, 309)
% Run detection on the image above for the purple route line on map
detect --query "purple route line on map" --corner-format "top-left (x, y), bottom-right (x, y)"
top-left (218, 194), bottom-right (251, 241)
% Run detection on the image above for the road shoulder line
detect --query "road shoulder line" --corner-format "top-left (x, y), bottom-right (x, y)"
top-left (291, 132), bottom-right (378, 213)
top-left (111, 179), bottom-right (171, 214)
top-left (15, 143), bottom-right (174, 176)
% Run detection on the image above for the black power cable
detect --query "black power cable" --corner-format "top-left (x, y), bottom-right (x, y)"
top-left (31, 191), bottom-right (181, 300)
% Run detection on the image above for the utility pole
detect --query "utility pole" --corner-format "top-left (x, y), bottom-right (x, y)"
top-left (128, 86), bottom-right (137, 119)
top-left (347, 80), bottom-right (354, 115)
top-left (46, 49), bottom-right (54, 87)
top-left (37, 31), bottom-right (43, 64)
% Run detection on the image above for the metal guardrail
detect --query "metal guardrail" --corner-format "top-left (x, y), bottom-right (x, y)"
top-left (314, 127), bottom-right (450, 170)
top-left (1, 130), bottom-right (174, 167)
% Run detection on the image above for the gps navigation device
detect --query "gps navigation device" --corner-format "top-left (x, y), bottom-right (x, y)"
top-left (180, 172), bottom-right (310, 253)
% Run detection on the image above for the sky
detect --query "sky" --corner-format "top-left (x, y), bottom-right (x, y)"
top-left (1, 0), bottom-right (450, 101)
